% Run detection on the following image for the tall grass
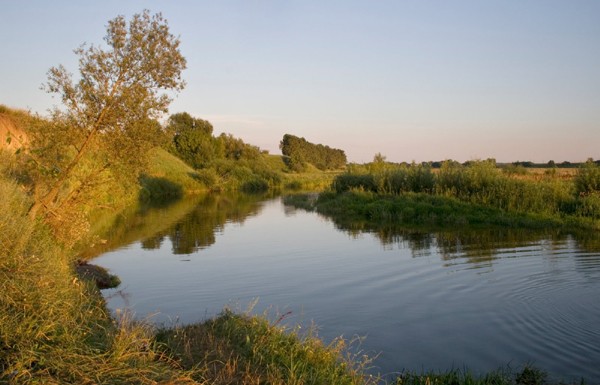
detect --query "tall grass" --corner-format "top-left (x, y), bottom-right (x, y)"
top-left (393, 365), bottom-right (556, 385)
top-left (574, 160), bottom-right (600, 195)
top-left (0, 172), bottom-right (197, 383)
top-left (330, 160), bottom-right (598, 226)
top-left (156, 309), bottom-right (378, 385)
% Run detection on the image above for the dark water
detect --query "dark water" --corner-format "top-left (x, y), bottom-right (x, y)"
top-left (94, 194), bottom-right (600, 382)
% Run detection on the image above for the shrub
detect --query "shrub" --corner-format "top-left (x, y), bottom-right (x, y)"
top-left (575, 160), bottom-right (600, 195)
top-left (333, 173), bottom-right (376, 193)
top-left (241, 178), bottom-right (270, 193)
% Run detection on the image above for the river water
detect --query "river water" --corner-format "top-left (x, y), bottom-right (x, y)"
top-left (94, 194), bottom-right (600, 382)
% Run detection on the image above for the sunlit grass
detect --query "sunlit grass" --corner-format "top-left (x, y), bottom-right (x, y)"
top-left (142, 147), bottom-right (209, 196)
top-left (156, 309), bottom-right (378, 385)
top-left (327, 160), bottom-right (599, 229)
top-left (0, 168), bottom-right (198, 383)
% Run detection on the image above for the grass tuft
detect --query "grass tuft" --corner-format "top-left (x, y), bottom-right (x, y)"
top-left (156, 309), bottom-right (378, 385)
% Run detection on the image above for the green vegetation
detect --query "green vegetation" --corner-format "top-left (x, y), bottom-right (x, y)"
top-left (394, 365), bottom-right (554, 385)
top-left (139, 147), bottom-right (207, 199)
top-left (0, 10), bottom-right (356, 382)
top-left (27, 10), bottom-right (186, 223)
top-left (280, 133), bottom-right (347, 172)
top-left (0, 165), bottom-right (373, 383)
top-left (1, 119), bottom-right (365, 384)
top-left (161, 113), bottom-right (343, 193)
top-left (317, 158), bottom-right (599, 230)
top-left (157, 310), bottom-right (376, 385)
top-left (1, 156), bottom-right (196, 383)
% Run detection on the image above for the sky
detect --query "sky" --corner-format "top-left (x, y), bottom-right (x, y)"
top-left (1, 1), bottom-right (599, 164)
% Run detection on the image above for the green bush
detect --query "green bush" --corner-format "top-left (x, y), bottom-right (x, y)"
top-left (575, 160), bottom-right (600, 195)
top-left (241, 178), bottom-right (270, 193)
top-left (333, 173), bottom-right (376, 193)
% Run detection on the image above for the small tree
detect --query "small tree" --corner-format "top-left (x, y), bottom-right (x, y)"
top-left (28, 10), bottom-right (186, 220)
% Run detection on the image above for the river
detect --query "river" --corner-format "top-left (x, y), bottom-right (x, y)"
top-left (93, 193), bottom-right (600, 382)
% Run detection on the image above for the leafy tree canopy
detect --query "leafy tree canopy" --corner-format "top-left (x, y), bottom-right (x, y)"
top-left (279, 134), bottom-right (346, 171)
top-left (28, 10), bottom-right (186, 221)
top-left (169, 112), bottom-right (221, 168)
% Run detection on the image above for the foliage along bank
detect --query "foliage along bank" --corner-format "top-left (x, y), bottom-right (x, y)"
top-left (293, 158), bottom-right (600, 231)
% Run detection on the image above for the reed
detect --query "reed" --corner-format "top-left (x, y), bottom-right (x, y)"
top-left (394, 365), bottom-right (552, 385)
top-left (328, 160), bottom-right (599, 227)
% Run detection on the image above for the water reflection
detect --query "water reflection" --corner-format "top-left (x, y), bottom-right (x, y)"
top-left (281, 196), bottom-right (600, 275)
top-left (140, 193), bottom-right (267, 254)
top-left (83, 192), bottom-right (270, 259)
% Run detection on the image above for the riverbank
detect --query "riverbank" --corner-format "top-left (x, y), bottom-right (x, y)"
top-left (287, 189), bottom-right (598, 231)
top-left (304, 160), bottom-right (600, 231)
top-left (0, 120), bottom-right (369, 384)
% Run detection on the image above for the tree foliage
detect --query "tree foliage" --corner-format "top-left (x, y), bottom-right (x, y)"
top-left (279, 134), bottom-right (347, 171)
top-left (28, 10), bottom-right (186, 221)
top-left (218, 133), bottom-right (261, 161)
top-left (169, 112), bottom-right (222, 168)
top-left (168, 112), bottom-right (262, 168)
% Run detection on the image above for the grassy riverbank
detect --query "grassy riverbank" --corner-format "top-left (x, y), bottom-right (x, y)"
top-left (0, 150), bottom-right (371, 384)
top-left (308, 160), bottom-right (600, 231)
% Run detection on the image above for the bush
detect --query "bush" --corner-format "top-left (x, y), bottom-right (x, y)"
top-left (576, 193), bottom-right (600, 219)
top-left (333, 173), bottom-right (376, 193)
top-left (241, 178), bottom-right (270, 193)
top-left (575, 160), bottom-right (600, 195)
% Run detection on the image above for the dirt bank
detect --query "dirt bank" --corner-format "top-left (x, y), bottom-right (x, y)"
top-left (0, 113), bottom-right (29, 152)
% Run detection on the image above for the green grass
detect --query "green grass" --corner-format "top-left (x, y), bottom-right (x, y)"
top-left (156, 309), bottom-right (378, 385)
top-left (2, 174), bottom-right (591, 384)
top-left (140, 147), bottom-right (209, 198)
top-left (393, 365), bottom-right (556, 385)
top-left (2, 106), bottom-right (595, 383)
top-left (0, 166), bottom-right (199, 383)
top-left (327, 161), bottom-right (599, 230)
top-left (303, 190), bottom-right (579, 230)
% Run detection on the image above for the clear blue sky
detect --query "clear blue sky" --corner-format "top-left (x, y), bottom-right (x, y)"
top-left (1, 1), bottom-right (599, 163)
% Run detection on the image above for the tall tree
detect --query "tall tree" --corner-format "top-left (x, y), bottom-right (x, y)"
top-left (28, 10), bottom-right (186, 219)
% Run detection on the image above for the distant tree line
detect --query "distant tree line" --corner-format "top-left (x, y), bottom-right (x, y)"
top-left (426, 159), bottom-right (600, 169)
top-left (510, 159), bottom-right (600, 169)
top-left (279, 134), bottom-right (347, 172)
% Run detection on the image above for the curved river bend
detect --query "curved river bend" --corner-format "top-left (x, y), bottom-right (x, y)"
top-left (94, 195), bottom-right (600, 382)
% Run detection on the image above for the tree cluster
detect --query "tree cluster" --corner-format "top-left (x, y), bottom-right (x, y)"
top-left (279, 134), bottom-right (347, 172)
top-left (167, 112), bottom-right (261, 169)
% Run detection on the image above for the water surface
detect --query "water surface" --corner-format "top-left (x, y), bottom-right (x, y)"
top-left (94, 195), bottom-right (600, 382)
